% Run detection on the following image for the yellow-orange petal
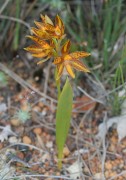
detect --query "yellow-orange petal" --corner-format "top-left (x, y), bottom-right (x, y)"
top-left (31, 28), bottom-right (50, 39)
top-left (50, 39), bottom-right (55, 48)
top-left (53, 57), bottom-right (62, 64)
top-left (31, 52), bottom-right (48, 58)
top-left (34, 21), bottom-right (45, 30)
top-left (40, 14), bottom-right (54, 25)
top-left (56, 64), bottom-right (64, 80)
top-left (61, 40), bottom-right (71, 55)
top-left (40, 14), bottom-right (45, 22)
top-left (70, 51), bottom-right (90, 59)
top-left (44, 23), bottom-right (55, 32)
top-left (45, 15), bottom-right (54, 25)
top-left (24, 45), bottom-right (44, 53)
top-left (55, 15), bottom-right (64, 32)
top-left (26, 36), bottom-right (51, 48)
top-left (55, 26), bottom-right (62, 36)
top-left (64, 62), bottom-right (75, 78)
top-left (64, 54), bottom-right (73, 61)
top-left (37, 57), bottom-right (50, 64)
top-left (71, 60), bottom-right (90, 72)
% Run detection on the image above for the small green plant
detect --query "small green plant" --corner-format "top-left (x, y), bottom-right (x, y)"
top-left (0, 71), bottom-right (8, 87)
top-left (14, 108), bottom-right (31, 123)
top-left (111, 47), bottom-right (126, 115)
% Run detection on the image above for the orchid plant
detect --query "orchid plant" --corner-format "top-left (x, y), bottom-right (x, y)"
top-left (25, 14), bottom-right (90, 168)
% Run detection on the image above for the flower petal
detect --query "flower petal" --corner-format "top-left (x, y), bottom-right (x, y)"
top-left (55, 15), bottom-right (64, 30)
top-left (55, 26), bottom-right (62, 36)
top-left (41, 14), bottom-right (54, 25)
top-left (31, 52), bottom-right (48, 58)
top-left (61, 40), bottom-right (71, 55)
top-left (53, 57), bottom-right (62, 64)
top-left (56, 64), bottom-right (64, 80)
top-left (34, 21), bottom-right (45, 30)
top-left (24, 45), bottom-right (44, 53)
top-left (70, 60), bottom-right (90, 72)
top-left (31, 28), bottom-right (50, 39)
top-left (37, 57), bottom-right (50, 64)
top-left (34, 20), bottom-right (55, 32)
top-left (64, 54), bottom-right (73, 61)
top-left (70, 51), bottom-right (90, 59)
top-left (44, 23), bottom-right (55, 33)
top-left (26, 36), bottom-right (51, 48)
top-left (64, 62), bottom-right (75, 78)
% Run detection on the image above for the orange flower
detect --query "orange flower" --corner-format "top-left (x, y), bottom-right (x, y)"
top-left (53, 40), bottom-right (90, 79)
top-left (24, 36), bottom-right (55, 64)
top-left (31, 14), bottom-right (65, 40)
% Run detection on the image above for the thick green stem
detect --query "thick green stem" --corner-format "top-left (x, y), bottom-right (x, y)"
top-left (55, 68), bottom-right (61, 99)
top-left (55, 39), bottom-right (62, 99)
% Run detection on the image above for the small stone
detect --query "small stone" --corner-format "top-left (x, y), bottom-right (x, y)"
top-left (41, 109), bottom-right (47, 116)
top-left (122, 148), bottom-right (126, 153)
top-left (94, 173), bottom-right (102, 179)
top-left (8, 136), bottom-right (19, 144)
top-left (22, 136), bottom-right (31, 144)
top-left (33, 106), bottom-right (41, 112)
top-left (108, 144), bottom-right (115, 151)
top-left (46, 141), bottom-right (53, 148)
top-left (10, 119), bottom-right (20, 126)
top-left (41, 153), bottom-right (50, 163)
top-left (17, 152), bottom-right (24, 159)
top-left (38, 102), bottom-right (44, 108)
top-left (0, 143), bottom-right (3, 149)
top-left (63, 147), bottom-right (70, 157)
top-left (31, 165), bottom-right (39, 171)
top-left (21, 103), bottom-right (30, 111)
top-left (119, 163), bottom-right (124, 169)
top-left (105, 171), bottom-right (110, 178)
top-left (33, 127), bottom-right (42, 135)
top-left (105, 161), bottom-right (112, 170)
top-left (83, 166), bottom-right (89, 173)
top-left (109, 171), bottom-right (117, 177)
top-left (111, 136), bottom-right (117, 144)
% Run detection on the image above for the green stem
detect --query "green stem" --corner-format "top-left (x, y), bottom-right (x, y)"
top-left (55, 39), bottom-right (62, 99)
top-left (55, 68), bottom-right (61, 99)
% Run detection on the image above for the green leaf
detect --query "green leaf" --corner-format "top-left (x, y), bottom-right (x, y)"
top-left (56, 78), bottom-right (73, 169)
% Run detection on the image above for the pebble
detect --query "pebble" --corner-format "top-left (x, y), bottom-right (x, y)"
top-left (17, 152), bottom-right (24, 159)
top-left (105, 161), bottom-right (113, 170)
top-left (105, 171), bottom-right (110, 178)
top-left (94, 173), bottom-right (102, 179)
top-left (33, 106), bottom-right (41, 112)
top-left (63, 146), bottom-right (70, 157)
top-left (46, 141), bottom-right (53, 148)
top-left (41, 153), bottom-right (50, 163)
top-left (0, 143), bottom-right (3, 149)
top-left (33, 127), bottom-right (42, 135)
top-left (22, 136), bottom-right (32, 144)
top-left (10, 119), bottom-right (20, 126)
top-left (8, 136), bottom-right (19, 144)
top-left (38, 102), bottom-right (44, 108)
top-left (21, 103), bottom-right (30, 111)
top-left (31, 165), bottom-right (39, 171)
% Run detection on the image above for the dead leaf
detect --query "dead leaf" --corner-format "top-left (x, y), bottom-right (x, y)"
top-left (0, 103), bottom-right (7, 113)
top-left (74, 96), bottom-right (96, 111)
top-left (96, 115), bottom-right (126, 142)
top-left (0, 125), bottom-right (17, 142)
top-left (117, 117), bottom-right (126, 142)
top-left (67, 160), bottom-right (82, 179)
